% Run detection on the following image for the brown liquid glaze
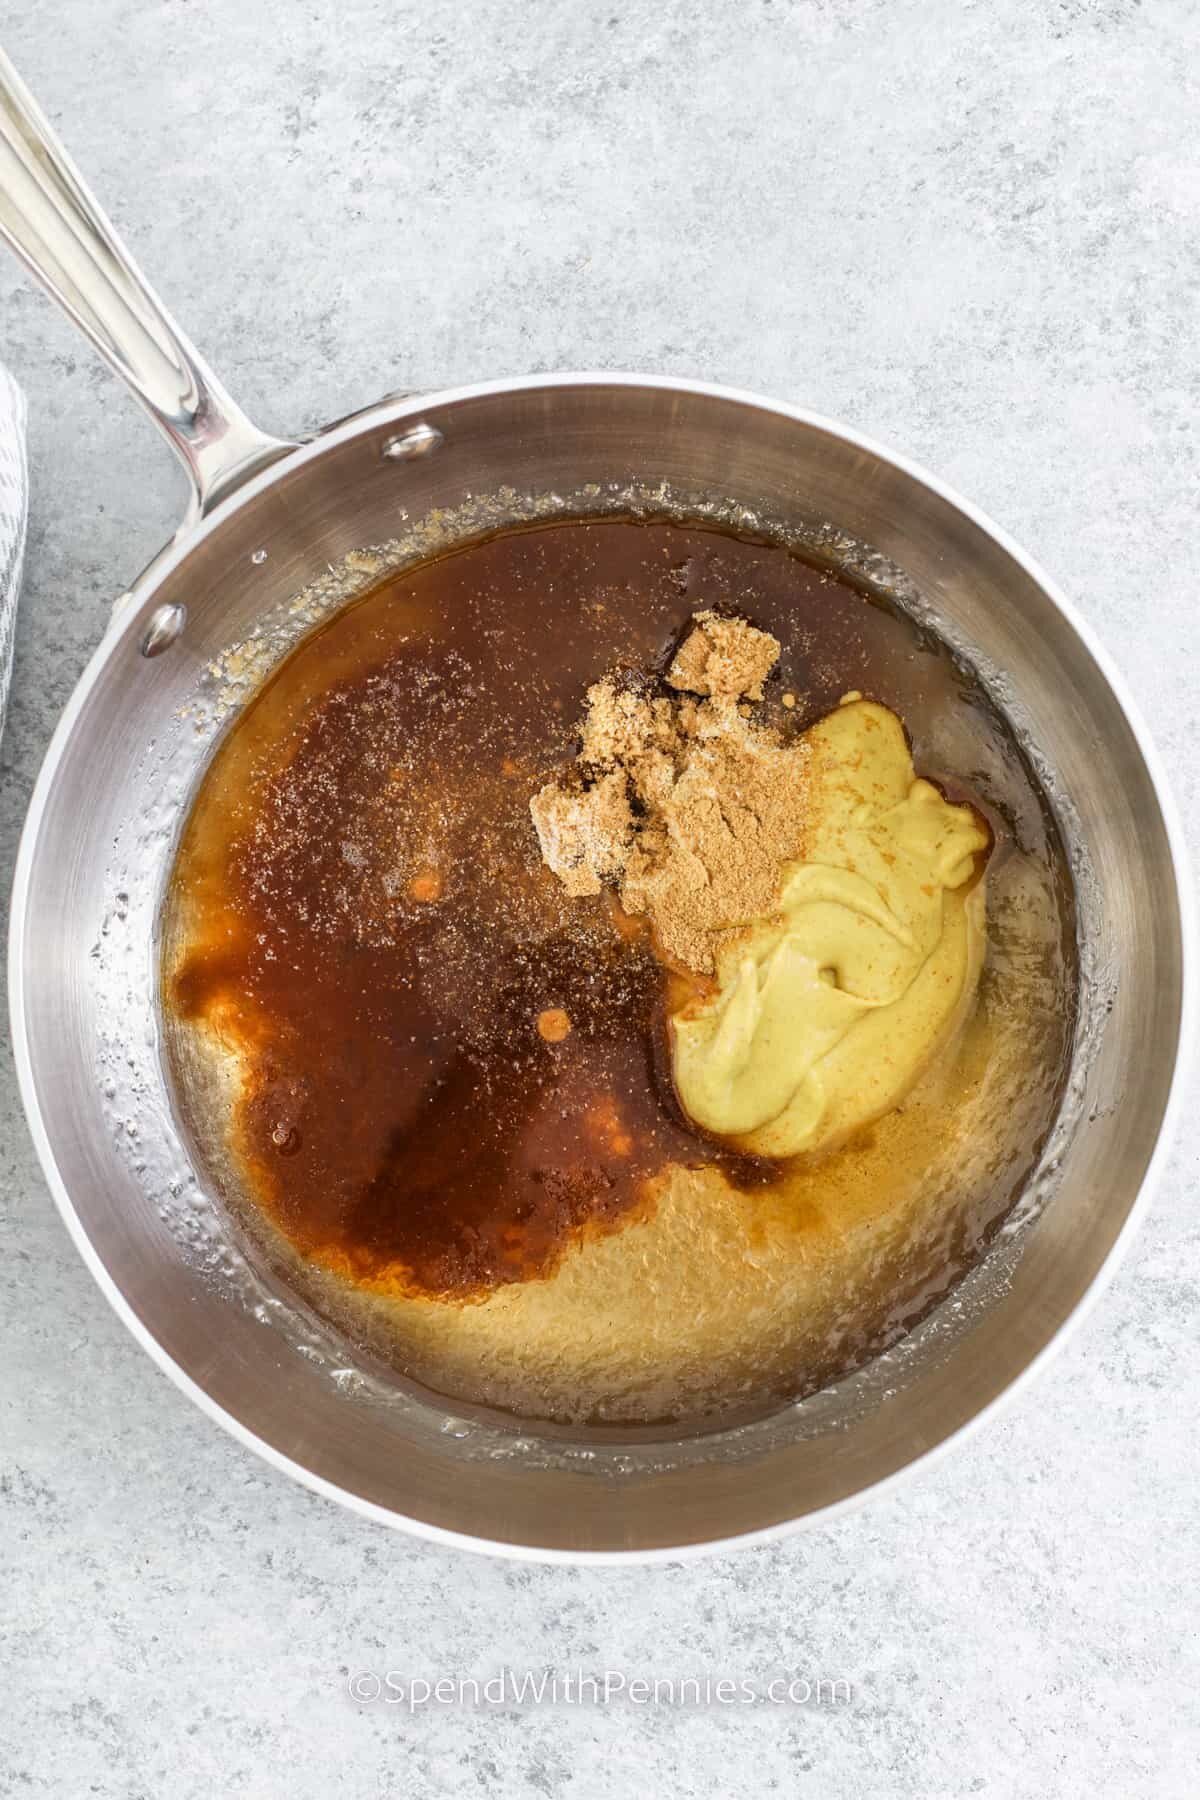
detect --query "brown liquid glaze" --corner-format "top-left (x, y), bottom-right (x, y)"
top-left (166, 519), bottom-right (1066, 1311)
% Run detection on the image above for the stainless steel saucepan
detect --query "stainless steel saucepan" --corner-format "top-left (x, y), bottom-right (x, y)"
top-left (2, 50), bottom-right (1192, 1560)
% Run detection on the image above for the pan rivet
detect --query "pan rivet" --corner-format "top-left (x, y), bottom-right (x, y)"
top-left (140, 602), bottom-right (187, 658)
top-left (383, 422), bottom-right (444, 461)
top-left (251, 547), bottom-right (268, 565)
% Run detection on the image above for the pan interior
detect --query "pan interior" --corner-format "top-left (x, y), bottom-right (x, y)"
top-left (159, 507), bottom-right (1079, 1436)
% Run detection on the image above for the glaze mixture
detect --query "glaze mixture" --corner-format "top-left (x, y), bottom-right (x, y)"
top-left (163, 519), bottom-right (1077, 1425)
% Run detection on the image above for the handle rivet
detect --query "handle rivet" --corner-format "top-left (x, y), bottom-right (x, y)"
top-left (140, 602), bottom-right (187, 658)
top-left (383, 422), bottom-right (444, 461)
top-left (251, 547), bottom-right (268, 566)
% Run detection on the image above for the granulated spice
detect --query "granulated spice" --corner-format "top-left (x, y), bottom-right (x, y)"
top-left (531, 612), bottom-right (812, 973)
top-left (536, 1007), bottom-right (573, 1042)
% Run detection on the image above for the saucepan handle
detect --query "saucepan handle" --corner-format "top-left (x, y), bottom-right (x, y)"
top-left (0, 49), bottom-right (295, 523)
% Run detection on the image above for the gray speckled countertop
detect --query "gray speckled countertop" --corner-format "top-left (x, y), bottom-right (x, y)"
top-left (1, 2), bottom-right (1197, 1794)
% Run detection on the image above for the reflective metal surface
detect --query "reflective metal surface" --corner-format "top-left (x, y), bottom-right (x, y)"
top-left (3, 55), bottom-right (1193, 1559)
top-left (383, 421), bottom-right (445, 460)
top-left (138, 601), bottom-right (187, 659)
top-left (0, 49), bottom-right (293, 517)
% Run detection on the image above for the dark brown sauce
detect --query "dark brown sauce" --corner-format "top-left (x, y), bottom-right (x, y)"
top-left (167, 519), bottom-right (1062, 1305)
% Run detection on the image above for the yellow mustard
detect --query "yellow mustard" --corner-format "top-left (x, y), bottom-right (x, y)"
top-left (670, 697), bottom-right (989, 1157)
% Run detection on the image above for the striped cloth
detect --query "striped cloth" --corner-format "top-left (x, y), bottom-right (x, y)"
top-left (0, 364), bottom-right (26, 737)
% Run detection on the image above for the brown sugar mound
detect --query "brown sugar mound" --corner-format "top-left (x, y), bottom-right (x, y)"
top-left (529, 768), bottom-right (633, 897)
top-left (666, 608), bottom-right (781, 701)
top-left (530, 612), bottom-right (811, 972)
